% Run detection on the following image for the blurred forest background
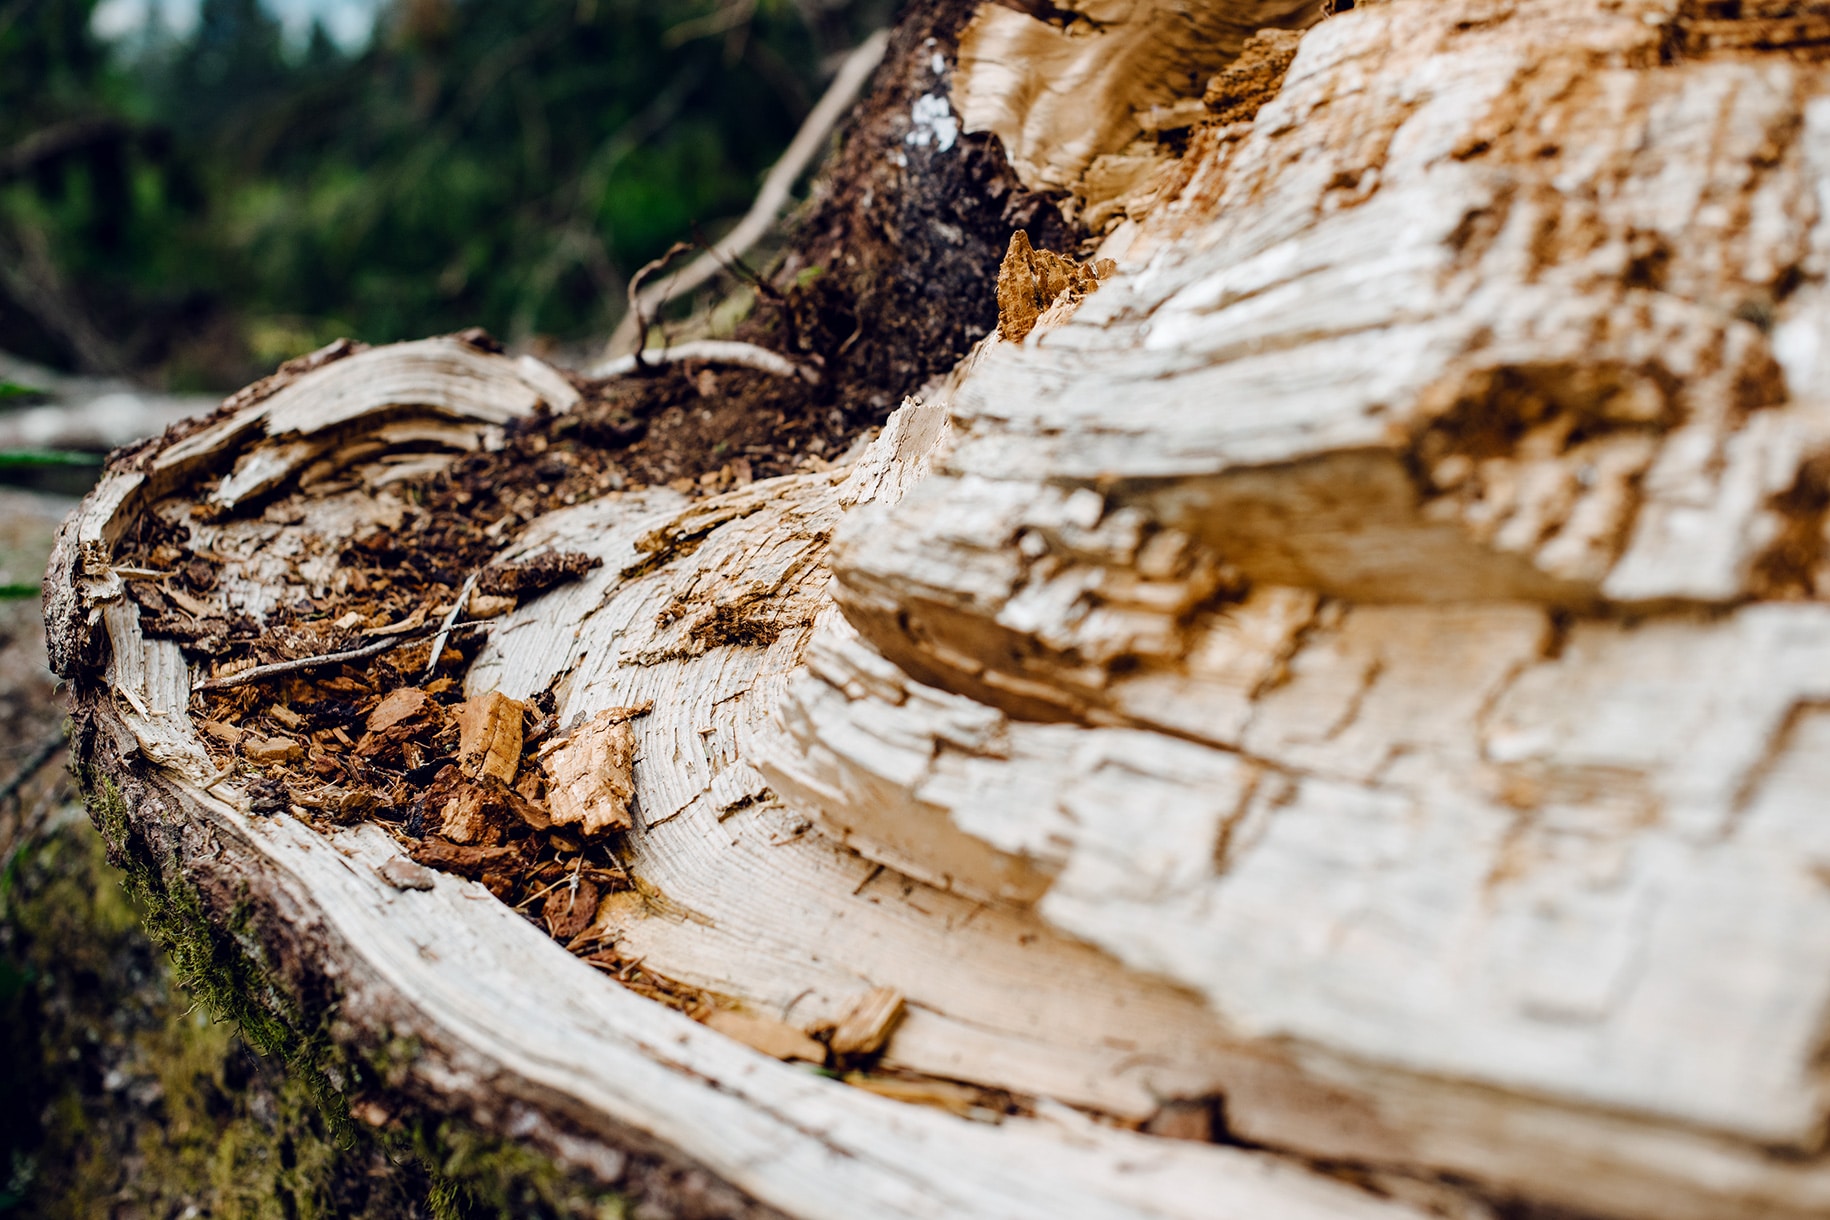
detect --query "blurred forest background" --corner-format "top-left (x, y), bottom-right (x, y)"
top-left (1, 0), bottom-right (891, 390)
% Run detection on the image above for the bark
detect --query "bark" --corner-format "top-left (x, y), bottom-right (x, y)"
top-left (44, 1), bottom-right (1830, 1218)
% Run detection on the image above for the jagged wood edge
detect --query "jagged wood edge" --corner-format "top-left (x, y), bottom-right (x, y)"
top-left (41, 342), bottom-right (1425, 1220)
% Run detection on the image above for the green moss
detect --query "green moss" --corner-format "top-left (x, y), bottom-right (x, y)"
top-left (407, 1119), bottom-right (630, 1220)
top-left (0, 767), bottom-right (627, 1219)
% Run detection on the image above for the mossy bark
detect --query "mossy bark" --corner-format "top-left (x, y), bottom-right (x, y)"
top-left (1, 794), bottom-right (633, 1220)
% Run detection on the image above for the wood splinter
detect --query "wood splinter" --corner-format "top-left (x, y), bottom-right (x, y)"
top-left (538, 703), bottom-right (654, 836)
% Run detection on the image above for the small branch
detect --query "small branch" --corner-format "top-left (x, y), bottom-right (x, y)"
top-left (425, 572), bottom-right (480, 680)
top-left (197, 627), bottom-right (474, 693)
top-left (590, 339), bottom-right (820, 383)
top-left (601, 29), bottom-right (890, 357)
top-left (624, 242), bottom-right (696, 372)
top-left (690, 220), bottom-right (805, 355)
top-left (0, 117), bottom-right (132, 184)
top-left (514, 873), bottom-right (571, 911)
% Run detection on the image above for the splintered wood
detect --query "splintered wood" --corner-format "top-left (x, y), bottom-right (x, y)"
top-left (539, 705), bottom-right (649, 836)
top-left (828, 986), bottom-right (906, 1057)
top-left (703, 1010), bottom-right (828, 1064)
top-left (994, 231), bottom-right (1114, 343)
top-left (768, 3), bottom-right (1830, 1216)
top-left (457, 691), bottom-right (524, 784)
top-left (952, 0), bottom-right (1321, 227)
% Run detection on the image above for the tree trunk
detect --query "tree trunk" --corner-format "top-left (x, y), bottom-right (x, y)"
top-left (45, 2), bottom-right (1830, 1218)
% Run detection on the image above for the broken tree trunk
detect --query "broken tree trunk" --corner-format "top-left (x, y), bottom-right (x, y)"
top-left (44, 1), bottom-right (1830, 1217)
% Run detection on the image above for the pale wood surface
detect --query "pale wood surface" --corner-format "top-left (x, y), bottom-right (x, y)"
top-left (53, 334), bottom-right (1428, 1220)
top-left (808, 1), bottom-right (1830, 1215)
top-left (954, 0), bottom-right (1320, 226)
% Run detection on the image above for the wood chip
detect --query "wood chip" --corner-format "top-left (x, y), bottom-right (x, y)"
top-left (1143, 1098), bottom-right (1219, 1143)
top-left (243, 734), bottom-right (303, 764)
top-left (829, 986), bottom-right (905, 1057)
top-left (377, 856), bottom-right (437, 892)
top-left (200, 718), bottom-right (244, 747)
top-left (457, 691), bottom-right (526, 784)
top-left (408, 837), bottom-right (522, 878)
top-left (420, 764), bottom-right (549, 843)
top-left (478, 550), bottom-right (600, 598)
top-left (543, 875), bottom-right (602, 942)
top-left (367, 687), bottom-right (440, 733)
top-left (539, 705), bottom-right (650, 836)
top-left (268, 704), bottom-right (306, 731)
top-left (842, 1074), bottom-right (983, 1117)
top-left (364, 604), bottom-right (430, 636)
top-left (466, 591), bottom-right (518, 619)
top-left (995, 230), bottom-right (1107, 343)
top-left (703, 1010), bottom-right (827, 1064)
top-left (165, 584), bottom-right (215, 618)
top-left (435, 787), bottom-right (497, 845)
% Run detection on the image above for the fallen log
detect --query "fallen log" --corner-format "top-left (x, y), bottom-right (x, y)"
top-left (46, 1), bottom-right (1830, 1217)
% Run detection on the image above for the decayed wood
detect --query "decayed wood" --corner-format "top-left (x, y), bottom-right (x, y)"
top-left (462, 452), bottom-right (1272, 1125)
top-left (539, 706), bottom-right (646, 836)
top-left (49, 2), bottom-right (1830, 1218)
top-left (455, 691), bottom-right (525, 784)
top-left (954, 0), bottom-right (1321, 227)
top-left (944, 0), bottom-right (1830, 609)
top-left (778, 2), bottom-right (1830, 1217)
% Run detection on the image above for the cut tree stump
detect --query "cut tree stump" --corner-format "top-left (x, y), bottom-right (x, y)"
top-left (45, 2), bottom-right (1830, 1218)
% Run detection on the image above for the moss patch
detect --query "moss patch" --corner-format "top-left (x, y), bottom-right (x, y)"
top-left (1, 786), bottom-right (626, 1219)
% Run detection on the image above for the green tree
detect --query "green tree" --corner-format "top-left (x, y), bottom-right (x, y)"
top-left (0, 0), bottom-right (889, 387)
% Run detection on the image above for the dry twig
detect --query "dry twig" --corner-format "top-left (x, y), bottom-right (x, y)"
top-left (425, 572), bottom-right (481, 680)
top-left (600, 29), bottom-right (890, 357)
top-left (593, 339), bottom-right (820, 383)
top-left (196, 626), bottom-right (479, 692)
top-left (0, 731), bottom-right (64, 809)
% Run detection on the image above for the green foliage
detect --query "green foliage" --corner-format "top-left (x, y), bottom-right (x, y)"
top-left (0, 0), bottom-right (886, 386)
top-left (0, 449), bottom-right (101, 468)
